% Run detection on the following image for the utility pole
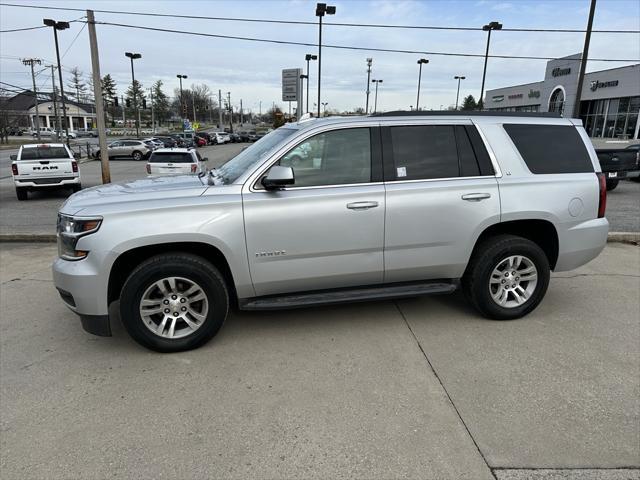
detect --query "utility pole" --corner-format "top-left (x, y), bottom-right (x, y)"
top-left (574, 0), bottom-right (596, 118)
top-left (87, 10), bottom-right (111, 184)
top-left (218, 89), bottom-right (223, 128)
top-left (227, 91), bottom-right (233, 133)
top-left (365, 58), bottom-right (372, 114)
top-left (50, 65), bottom-right (60, 134)
top-left (192, 95), bottom-right (197, 123)
top-left (240, 99), bottom-right (243, 125)
top-left (22, 58), bottom-right (42, 140)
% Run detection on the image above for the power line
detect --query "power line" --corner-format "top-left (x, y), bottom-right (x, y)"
top-left (0, 2), bottom-right (638, 34)
top-left (91, 20), bottom-right (640, 62)
top-left (0, 25), bottom-right (47, 33)
top-left (61, 19), bottom-right (87, 59)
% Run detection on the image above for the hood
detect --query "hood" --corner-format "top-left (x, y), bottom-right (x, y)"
top-left (60, 174), bottom-right (208, 215)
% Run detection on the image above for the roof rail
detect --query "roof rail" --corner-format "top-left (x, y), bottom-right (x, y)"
top-left (371, 110), bottom-right (562, 118)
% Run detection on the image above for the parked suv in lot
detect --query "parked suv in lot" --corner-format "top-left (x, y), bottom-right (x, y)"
top-left (94, 140), bottom-right (152, 161)
top-left (53, 112), bottom-right (609, 352)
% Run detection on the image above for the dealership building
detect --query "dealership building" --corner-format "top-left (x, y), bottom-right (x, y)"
top-left (484, 53), bottom-right (640, 140)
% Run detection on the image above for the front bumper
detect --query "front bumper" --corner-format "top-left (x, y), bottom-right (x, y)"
top-left (52, 254), bottom-right (112, 336)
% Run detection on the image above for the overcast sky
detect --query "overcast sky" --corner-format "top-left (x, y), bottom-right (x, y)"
top-left (1, 0), bottom-right (639, 113)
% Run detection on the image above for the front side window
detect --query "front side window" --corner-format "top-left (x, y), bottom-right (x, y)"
top-left (276, 128), bottom-right (371, 187)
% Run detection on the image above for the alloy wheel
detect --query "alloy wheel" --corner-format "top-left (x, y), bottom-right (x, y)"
top-left (488, 255), bottom-right (538, 308)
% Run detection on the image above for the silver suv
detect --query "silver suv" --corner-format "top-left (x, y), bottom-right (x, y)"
top-left (53, 112), bottom-right (609, 352)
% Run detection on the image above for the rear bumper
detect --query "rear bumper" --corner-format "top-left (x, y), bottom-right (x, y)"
top-left (555, 217), bottom-right (609, 272)
top-left (14, 176), bottom-right (79, 188)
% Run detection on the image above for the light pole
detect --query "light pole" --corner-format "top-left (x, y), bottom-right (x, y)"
top-left (300, 74), bottom-right (308, 115)
top-left (22, 58), bottom-right (42, 140)
top-left (480, 21), bottom-right (502, 110)
top-left (371, 79), bottom-right (383, 114)
top-left (454, 75), bottom-right (466, 110)
top-left (315, 2), bottom-right (336, 118)
top-left (125, 52), bottom-right (142, 138)
top-left (416, 58), bottom-right (429, 111)
top-left (177, 74), bottom-right (187, 129)
top-left (43, 19), bottom-right (70, 144)
top-left (321, 102), bottom-right (328, 117)
top-left (304, 53), bottom-right (317, 114)
top-left (365, 58), bottom-right (373, 114)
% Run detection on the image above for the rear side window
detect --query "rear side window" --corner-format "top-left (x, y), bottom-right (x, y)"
top-left (504, 124), bottom-right (594, 174)
top-left (149, 153), bottom-right (194, 163)
top-left (390, 126), bottom-right (459, 180)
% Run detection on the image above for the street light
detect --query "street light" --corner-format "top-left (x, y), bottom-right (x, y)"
top-left (365, 58), bottom-right (373, 114)
top-left (125, 52), bottom-right (142, 138)
top-left (43, 18), bottom-right (70, 144)
top-left (176, 74), bottom-right (187, 129)
top-left (300, 74), bottom-right (308, 115)
top-left (480, 21), bottom-right (502, 110)
top-left (315, 2), bottom-right (336, 118)
top-left (321, 102), bottom-right (328, 117)
top-left (304, 53), bottom-right (317, 114)
top-left (416, 58), bottom-right (429, 111)
top-left (454, 75), bottom-right (466, 110)
top-left (371, 79), bottom-right (383, 114)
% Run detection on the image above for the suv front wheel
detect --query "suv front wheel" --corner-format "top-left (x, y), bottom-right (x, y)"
top-left (462, 235), bottom-right (550, 320)
top-left (120, 253), bottom-right (229, 352)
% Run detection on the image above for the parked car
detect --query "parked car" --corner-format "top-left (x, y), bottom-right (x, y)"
top-left (8, 127), bottom-right (24, 136)
top-left (594, 147), bottom-right (638, 190)
top-left (31, 127), bottom-right (55, 137)
top-left (173, 131), bottom-right (196, 148)
top-left (11, 143), bottom-right (81, 200)
top-left (624, 144), bottom-right (640, 182)
top-left (169, 134), bottom-right (186, 147)
top-left (236, 131), bottom-right (251, 142)
top-left (76, 128), bottom-right (98, 138)
top-left (212, 132), bottom-right (231, 144)
top-left (146, 148), bottom-right (207, 176)
top-left (247, 130), bottom-right (259, 142)
top-left (194, 135), bottom-right (207, 147)
top-left (53, 112), bottom-right (609, 352)
top-left (154, 136), bottom-right (178, 148)
top-left (141, 138), bottom-right (164, 150)
top-left (195, 132), bottom-right (212, 145)
top-left (94, 140), bottom-right (152, 161)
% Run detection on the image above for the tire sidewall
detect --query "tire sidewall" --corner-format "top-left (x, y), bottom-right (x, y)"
top-left (473, 239), bottom-right (550, 320)
top-left (132, 151), bottom-right (142, 161)
top-left (120, 256), bottom-right (228, 352)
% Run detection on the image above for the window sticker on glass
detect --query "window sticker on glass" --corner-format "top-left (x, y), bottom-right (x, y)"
top-left (397, 166), bottom-right (407, 178)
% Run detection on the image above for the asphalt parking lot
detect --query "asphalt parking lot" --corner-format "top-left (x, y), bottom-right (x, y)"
top-left (0, 242), bottom-right (638, 479)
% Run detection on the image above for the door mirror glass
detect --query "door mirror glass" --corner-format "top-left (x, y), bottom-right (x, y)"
top-left (262, 165), bottom-right (295, 190)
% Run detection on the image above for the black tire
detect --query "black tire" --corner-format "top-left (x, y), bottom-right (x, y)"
top-left (120, 253), bottom-right (229, 352)
top-left (72, 184), bottom-right (82, 193)
top-left (462, 234), bottom-right (550, 320)
top-left (132, 150), bottom-right (143, 161)
top-left (606, 179), bottom-right (619, 190)
top-left (15, 187), bottom-right (28, 201)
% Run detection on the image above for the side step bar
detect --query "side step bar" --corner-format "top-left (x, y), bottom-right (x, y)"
top-left (239, 281), bottom-right (458, 311)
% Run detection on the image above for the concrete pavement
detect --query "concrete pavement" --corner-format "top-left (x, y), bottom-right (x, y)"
top-left (0, 242), bottom-right (638, 479)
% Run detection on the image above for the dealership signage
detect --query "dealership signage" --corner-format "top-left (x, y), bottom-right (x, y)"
top-left (552, 67), bottom-right (571, 77)
top-left (282, 68), bottom-right (301, 102)
top-left (492, 95), bottom-right (504, 102)
top-left (590, 79), bottom-right (619, 91)
top-left (508, 93), bottom-right (523, 100)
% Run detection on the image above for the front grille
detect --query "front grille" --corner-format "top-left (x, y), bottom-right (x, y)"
top-left (31, 177), bottom-right (75, 185)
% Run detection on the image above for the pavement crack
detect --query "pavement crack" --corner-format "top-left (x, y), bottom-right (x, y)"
top-left (394, 300), bottom-right (497, 480)
top-left (1, 277), bottom-right (52, 286)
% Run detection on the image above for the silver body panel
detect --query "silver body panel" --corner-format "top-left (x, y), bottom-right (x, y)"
top-left (53, 114), bottom-right (608, 318)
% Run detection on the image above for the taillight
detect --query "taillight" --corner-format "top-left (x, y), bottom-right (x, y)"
top-left (191, 164), bottom-right (197, 173)
top-left (71, 161), bottom-right (78, 173)
top-left (146, 164), bottom-right (151, 174)
top-left (11, 164), bottom-right (18, 176)
top-left (597, 172), bottom-right (607, 219)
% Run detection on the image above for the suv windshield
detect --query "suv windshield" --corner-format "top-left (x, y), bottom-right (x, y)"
top-left (20, 146), bottom-right (69, 160)
top-left (149, 152), bottom-right (193, 163)
top-left (214, 127), bottom-right (298, 184)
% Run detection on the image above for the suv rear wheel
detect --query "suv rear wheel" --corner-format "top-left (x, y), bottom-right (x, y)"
top-left (132, 150), bottom-right (143, 161)
top-left (120, 253), bottom-right (229, 352)
top-left (462, 235), bottom-right (550, 320)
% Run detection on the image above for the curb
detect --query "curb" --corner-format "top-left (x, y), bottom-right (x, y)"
top-left (1, 232), bottom-right (638, 245)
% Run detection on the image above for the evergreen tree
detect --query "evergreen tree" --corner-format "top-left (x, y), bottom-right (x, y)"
top-left (151, 80), bottom-right (169, 125)
top-left (101, 74), bottom-right (117, 104)
top-left (461, 95), bottom-right (477, 111)
top-left (125, 79), bottom-right (145, 113)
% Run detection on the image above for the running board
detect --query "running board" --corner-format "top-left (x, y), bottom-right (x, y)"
top-left (239, 281), bottom-right (457, 310)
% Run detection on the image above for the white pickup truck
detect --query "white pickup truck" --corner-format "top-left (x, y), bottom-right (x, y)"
top-left (10, 143), bottom-right (81, 201)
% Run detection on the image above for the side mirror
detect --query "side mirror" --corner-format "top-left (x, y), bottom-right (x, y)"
top-left (201, 157), bottom-right (208, 162)
top-left (10, 154), bottom-right (17, 160)
top-left (73, 153), bottom-right (81, 160)
top-left (262, 165), bottom-right (295, 190)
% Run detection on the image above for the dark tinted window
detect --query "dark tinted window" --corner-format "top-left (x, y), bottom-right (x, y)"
top-left (20, 146), bottom-right (70, 160)
top-left (504, 124), bottom-right (593, 174)
top-left (455, 126), bottom-right (480, 177)
top-left (390, 126), bottom-right (458, 180)
top-left (465, 126), bottom-right (494, 175)
top-left (149, 152), bottom-right (194, 163)
top-left (122, 140), bottom-right (140, 147)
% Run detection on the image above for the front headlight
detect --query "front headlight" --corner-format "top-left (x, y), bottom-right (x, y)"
top-left (56, 214), bottom-right (102, 261)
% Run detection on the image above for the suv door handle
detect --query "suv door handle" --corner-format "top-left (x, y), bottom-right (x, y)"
top-left (347, 201), bottom-right (379, 210)
top-left (462, 193), bottom-right (491, 202)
